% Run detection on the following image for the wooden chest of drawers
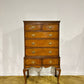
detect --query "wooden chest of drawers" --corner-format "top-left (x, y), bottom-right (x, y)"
top-left (23, 21), bottom-right (61, 84)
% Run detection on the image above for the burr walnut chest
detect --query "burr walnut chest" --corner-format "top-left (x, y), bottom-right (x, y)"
top-left (23, 21), bottom-right (61, 84)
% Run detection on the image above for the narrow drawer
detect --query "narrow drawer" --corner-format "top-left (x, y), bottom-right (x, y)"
top-left (25, 32), bottom-right (59, 39)
top-left (43, 58), bottom-right (59, 65)
top-left (25, 48), bottom-right (58, 56)
top-left (25, 24), bottom-right (41, 30)
top-left (43, 24), bottom-right (59, 31)
top-left (25, 39), bottom-right (59, 47)
top-left (24, 58), bottom-right (41, 65)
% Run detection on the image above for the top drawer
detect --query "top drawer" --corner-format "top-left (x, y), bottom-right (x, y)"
top-left (25, 24), bottom-right (41, 30)
top-left (43, 24), bottom-right (59, 31)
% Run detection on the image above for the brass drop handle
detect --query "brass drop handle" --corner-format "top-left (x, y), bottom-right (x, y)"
top-left (32, 34), bottom-right (35, 37)
top-left (32, 61), bottom-right (35, 64)
top-left (49, 26), bottom-right (52, 29)
top-left (49, 34), bottom-right (52, 36)
top-left (32, 42), bottom-right (35, 45)
top-left (31, 26), bottom-right (35, 29)
top-left (49, 60), bottom-right (52, 64)
top-left (49, 42), bottom-right (52, 45)
top-left (32, 51), bottom-right (35, 54)
top-left (49, 51), bottom-right (52, 54)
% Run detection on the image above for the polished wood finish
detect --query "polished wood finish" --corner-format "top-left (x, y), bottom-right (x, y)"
top-left (24, 58), bottom-right (41, 65)
top-left (43, 24), bottom-right (59, 31)
top-left (25, 24), bottom-right (41, 30)
top-left (25, 39), bottom-right (59, 47)
top-left (24, 64), bottom-right (60, 68)
top-left (43, 58), bottom-right (59, 65)
top-left (23, 21), bottom-right (61, 84)
top-left (25, 48), bottom-right (58, 56)
top-left (25, 32), bottom-right (59, 38)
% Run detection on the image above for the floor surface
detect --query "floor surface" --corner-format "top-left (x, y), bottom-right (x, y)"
top-left (0, 76), bottom-right (84, 84)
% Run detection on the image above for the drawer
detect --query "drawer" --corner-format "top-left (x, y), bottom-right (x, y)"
top-left (43, 58), bottom-right (59, 65)
top-left (25, 48), bottom-right (58, 56)
top-left (24, 58), bottom-right (41, 65)
top-left (25, 32), bottom-right (59, 39)
top-left (43, 24), bottom-right (59, 31)
top-left (25, 39), bottom-right (58, 47)
top-left (25, 24), bottom-right (41, 30)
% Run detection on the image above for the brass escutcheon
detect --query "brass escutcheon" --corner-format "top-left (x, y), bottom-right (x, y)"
top-left (49, 60), bottom-right (52, 64)
top-left (49, 26), bottom-right (52, 29)
top-left (32, 61), bottom-right (35, 64)
top-left (49, 34), bottom-right (52, 36)
top-left (32, 42), bottom-right (35, 45)
top-left (31, 26), bottom-right (35, 29)
top-left (49, 42), bottom-right (52, 45)
top-left (32, 51), bottom-right (35, 54)
top-left (49, 51), bottom-right (52, 54)
top-left (32, 34), bottom-right (35, 37)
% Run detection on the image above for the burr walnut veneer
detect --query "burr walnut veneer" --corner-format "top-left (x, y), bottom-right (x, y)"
top-left (23, 21), bottom-right (61, 84)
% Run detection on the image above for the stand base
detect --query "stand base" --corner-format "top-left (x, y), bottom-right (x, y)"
top-left (23, 67), bottom-right (61, 84)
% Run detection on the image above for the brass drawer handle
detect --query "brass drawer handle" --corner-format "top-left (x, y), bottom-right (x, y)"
top-left (32, 61), bottom-right (35, 64)
top-left (32, 42), bottom-right (35, 45)
top-left (32, 34), bottom-right (35, 37)
top-left (49, 51), bottom-right (52, 54)
top-left (31, 26), bottom-right (35, 29)
top-left (49, 42), bottom-right (52, 45)
top-left (49, 26), bottom-right (52, 29)
top-left (49, 60), bottom-right (52, 64)
top-left (32, 51), bottom-right (35, 54)
top-left (49, 34), bottom-right (52, 36)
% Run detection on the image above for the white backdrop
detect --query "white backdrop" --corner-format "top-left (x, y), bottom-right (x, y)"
top-left (0, 0), bottom-right (84, 76)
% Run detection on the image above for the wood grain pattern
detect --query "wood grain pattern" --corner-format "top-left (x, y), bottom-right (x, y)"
top-left (24, 59), bottom-right (41, 65)
top-left (24, 21), bottom-right (60, 24)
top-left (25, 24), bottom-right (41, 30)
top-left (25, 32), bottom-right (59, 39)
top-left (43, 24), bottom-right (59, 31)
top-left (43, 65), bottom-right (60, 68)
top-left (25, 48), bottom-right (58, 56)
top-left (24, 65), bottom-right (41, 68)
top-left (24, 65), bottom-right (60, 68)
top-left (25, 39), bottom-right (59, 47)
top-left (43, 58), bottom-right (59, 65)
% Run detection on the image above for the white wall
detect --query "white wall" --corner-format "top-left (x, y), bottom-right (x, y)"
top-left (0, 0), bottom-right (84, 76)
top-left (0, 29), bottom-right (3, 76)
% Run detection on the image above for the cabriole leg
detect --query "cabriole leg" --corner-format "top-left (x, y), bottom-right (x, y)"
top-left (23, 69), bottom-right (27, 84)
top-left (27, 69), bottom-right (29, 78)
top-left (55, 67), bottom-right (57, 77)
top-left (57, 68), bottom-right (61, 84)
top-left (55, 68), bottom-right (61, 84)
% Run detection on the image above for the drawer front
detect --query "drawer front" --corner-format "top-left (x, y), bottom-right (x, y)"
top-left (25, 32), bottom-right (59, 39)
top-left (43, 65), bottom-right (59, 68)
top-left (43, 58), bottom-right (59, 65)
top-left (43, 24), bottom-right (59, 31)
top-left (25, 24), bottom-right (41, 30)
top-left (25, 48), bottom-right (58, 56)
top-left (24, 58), bottom-right (41, 65)
top-left (25, 40), bottom-right (58, 47)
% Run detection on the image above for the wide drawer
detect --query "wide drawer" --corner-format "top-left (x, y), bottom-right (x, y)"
top-left (24, 58), bottom-right (41, 65)
top-left (43, 58), bottom-right (59, 65)
top-left (25, 24), bottom-right (41, 30)
top-left (25, 48), bottom-right (58, 56)
top-left (25, 39), bottom-right (58, 47)
top-left (25, 32), bottom-right (59, 39)
top-left (43, 24), bottom-right (59, 31)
